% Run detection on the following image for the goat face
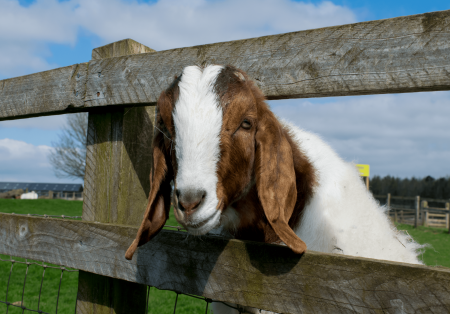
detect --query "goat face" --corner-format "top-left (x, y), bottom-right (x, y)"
top-left (172, 65), bottom-right (262, 235)
top-left (125, 65), bottom-right (308, 260)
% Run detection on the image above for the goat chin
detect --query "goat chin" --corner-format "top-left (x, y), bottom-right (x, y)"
top-left (176, 208), bottom-right (222, 236)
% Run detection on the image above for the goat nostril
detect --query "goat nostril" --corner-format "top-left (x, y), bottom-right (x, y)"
top-left (177, 189), bottom-right (207, 214)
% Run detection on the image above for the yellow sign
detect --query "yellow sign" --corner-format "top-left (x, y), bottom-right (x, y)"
top-left (356, 164), bottom-right (370, 177)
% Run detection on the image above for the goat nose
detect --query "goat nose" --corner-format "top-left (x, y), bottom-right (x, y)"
top-left (176, 188), bottom-right (206, 214)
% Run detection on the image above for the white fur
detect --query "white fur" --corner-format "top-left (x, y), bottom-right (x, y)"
top-left (212, 121), bottom-right (423, 314)
top-left (173, 65), bottom-right (224, 233)
top-left (283, 121), bottom-right (424, 264)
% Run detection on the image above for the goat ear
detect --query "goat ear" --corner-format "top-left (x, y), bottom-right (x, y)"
top-left (255, 108), bottom-right (307, 254)
top-left (125, 95), bottom-right (173, 260)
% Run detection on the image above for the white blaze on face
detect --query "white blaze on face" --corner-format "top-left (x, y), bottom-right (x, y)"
top-left (173, 65), bottom-right (224, 227)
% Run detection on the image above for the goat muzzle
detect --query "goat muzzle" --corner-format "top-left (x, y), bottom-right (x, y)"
top-left (176, 188), bottom-right (206, 215)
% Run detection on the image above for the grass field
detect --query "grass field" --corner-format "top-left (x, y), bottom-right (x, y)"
top-left (0, 199), bottom-right (83, 217)
top-left (0, 199), bottom-right (449, 313)
top-left (0, 254), bottom-right (79, 314)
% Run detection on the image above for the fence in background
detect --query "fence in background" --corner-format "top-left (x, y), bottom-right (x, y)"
top-left (374, 194), bottom-right (450, 230)
top-left (0, 255), bottom-right (78, 314)
top-left (1, 9), bottom-right (450, 313)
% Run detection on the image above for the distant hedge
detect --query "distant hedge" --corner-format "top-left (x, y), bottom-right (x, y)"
top-left (370, 175), bottom-right (450, 199)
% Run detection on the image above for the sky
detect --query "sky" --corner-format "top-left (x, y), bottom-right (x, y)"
top-left (0, 0), bottom-right (449, 184)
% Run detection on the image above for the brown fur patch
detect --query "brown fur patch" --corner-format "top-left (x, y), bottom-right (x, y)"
top-left (214, 66), bottom-right (316, 251)
top-left (125, 129), bottom-right (173, 260)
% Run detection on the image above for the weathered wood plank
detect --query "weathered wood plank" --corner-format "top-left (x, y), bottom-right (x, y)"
top-left (77, 39), bottom-right (154, 314)
top-left (82, 106), bottom-right (155, 225)
top-left (91, 38), bottom-right (156, 60)
top-left (1, 213), bottom-right (449, 314)
top-left (0, 63), bottom-right (87, 120)
top-left (2, 10), bottom-right (450, 121)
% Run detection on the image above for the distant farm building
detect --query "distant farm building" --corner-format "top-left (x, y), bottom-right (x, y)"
top-left (0, 182), bottom-right (83, 199)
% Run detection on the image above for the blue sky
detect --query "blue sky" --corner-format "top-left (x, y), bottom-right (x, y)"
top-left (0, 0), bottom-right (449, 183)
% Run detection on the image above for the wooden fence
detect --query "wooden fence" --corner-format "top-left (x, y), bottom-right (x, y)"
top-left (1, 9), bottom-right (450, 314)
top-left (374, 194), bottom-right (450, 230)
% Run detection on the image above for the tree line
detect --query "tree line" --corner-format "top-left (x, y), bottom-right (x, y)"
top-left (370, 175), bottom-right (450, 199)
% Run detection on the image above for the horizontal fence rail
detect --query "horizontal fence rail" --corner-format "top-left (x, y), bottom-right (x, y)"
top-left (374, 195), bottom-right (450, 203)
top-left (1, 213), bottom-right (450, 314)
top-left (1, 10), bottom-right (450, 121)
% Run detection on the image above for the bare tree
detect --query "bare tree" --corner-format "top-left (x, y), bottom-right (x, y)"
top-left (48, 112), bottom-right (88, 180)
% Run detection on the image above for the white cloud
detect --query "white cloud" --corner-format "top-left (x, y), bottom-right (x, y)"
top-left (270, 91), bottom-right (450, 178)
top-left (0, 138), bottom-right (78, 183)
top-left (0, 0), bottom-right (78, 77)
top-left (0, 0), bottom-right (356, 78)
top-left (74, 0), bottom-right (357, 49)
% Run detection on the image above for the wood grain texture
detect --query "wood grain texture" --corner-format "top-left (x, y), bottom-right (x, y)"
top-left (92, 39), bottom-right (156, 60)
top-left (2, 10), bottom-right (450, 121)
top-left (82, 106), bottom-right (155, 225)
top-left (1, 213), bottom-right (450, 314)
top-left (78, 40), bottom-right (155, 314)
top-left (83, 38), bottom-right (156, 226)
top-left (0, 63), bottom-right (87, 120)
top-left (76, 271), bottom-right (146, 314)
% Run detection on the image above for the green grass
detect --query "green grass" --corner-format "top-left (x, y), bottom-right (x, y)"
top-left (0, 199), bottom-right (83, 218)
top-left (0, 254), bottom-right (79, 314)
top-left (147, 289), bottom-right (210, 313)
top-left (396, 223), bottom-right (450, 268)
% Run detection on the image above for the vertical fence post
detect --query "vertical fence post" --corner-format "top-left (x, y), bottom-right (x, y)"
top-left (447, 203), bottom-right (450, 233)
top-left (76, 39), bottom-right (156, 314)
top-left (421, 200), bottom-right (428, 226)
top-left (414, 196), bottom-right (420, 228)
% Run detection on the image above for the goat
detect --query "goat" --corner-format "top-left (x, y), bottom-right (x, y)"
top-left (125, 65), bottom-right (424, 313)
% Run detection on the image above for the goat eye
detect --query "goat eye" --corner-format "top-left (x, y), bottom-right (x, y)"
top-left (241, 119), bottom-right (252, 130)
